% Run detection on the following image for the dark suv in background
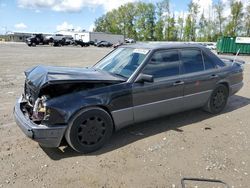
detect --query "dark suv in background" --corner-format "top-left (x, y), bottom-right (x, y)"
top-left (26, 34), bottom-right (49, 46)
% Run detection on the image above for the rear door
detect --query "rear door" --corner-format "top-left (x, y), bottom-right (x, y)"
top-left (180, 48), bottom-right (220, 110)
top-left (132, 50), bottom-right (184, 123)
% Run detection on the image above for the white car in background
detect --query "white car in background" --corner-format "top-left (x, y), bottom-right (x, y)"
top-left (125, 38), bottom-right (136, 43)
top-left (205, 43), bottom-right (217, 50)
top-left (45, 34), bottom-right (67, 43)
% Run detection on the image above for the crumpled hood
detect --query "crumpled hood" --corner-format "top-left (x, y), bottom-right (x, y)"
top-left (25, 65), bottom-right (125, 89)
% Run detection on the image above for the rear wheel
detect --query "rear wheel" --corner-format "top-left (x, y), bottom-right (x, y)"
top-left (65, 107), bottom-right (113, 153)
top-left (204, 84), bottom-right (229, 114)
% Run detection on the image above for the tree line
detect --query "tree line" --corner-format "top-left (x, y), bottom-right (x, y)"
top-left (94, 0), bottom-right (250, 42)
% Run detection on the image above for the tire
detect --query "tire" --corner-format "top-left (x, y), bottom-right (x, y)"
top-left (61, 38), bottom-right (65, 46)
top-left (203, 84), bottom-right (229, 114)
top-left (32, 42), bottom-right (36, 47)
top-left (50, 38), bottom-right (54, 43)
top-left (65, 107), bottom-right (113, 153)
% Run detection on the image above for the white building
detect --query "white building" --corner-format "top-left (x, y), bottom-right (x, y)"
top-left (57, 30), bottom-right (124, 44)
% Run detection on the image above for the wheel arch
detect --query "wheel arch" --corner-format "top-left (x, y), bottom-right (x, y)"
top-left (67, 105), bottom-right (116, 132)
top-left (96, 105), bottom-right (116, 131)
top-left (64, 105), bottom-right (115, 152)
top-left (203, 81), bottom-right (230, 114)
top-left (217, 81), bottom-right (230, 95)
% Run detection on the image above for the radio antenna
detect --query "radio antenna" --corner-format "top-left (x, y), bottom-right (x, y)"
top-left (233, 49), bottom-right (240, 63)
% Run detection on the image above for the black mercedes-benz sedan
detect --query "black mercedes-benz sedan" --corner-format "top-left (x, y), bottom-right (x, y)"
top-left (14, 43), bottom-right (244, 153)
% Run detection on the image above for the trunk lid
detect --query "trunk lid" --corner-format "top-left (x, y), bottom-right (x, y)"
top-left (219, 57), bottom-right (245, 66)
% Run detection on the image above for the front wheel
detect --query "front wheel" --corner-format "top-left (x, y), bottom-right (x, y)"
top-left (203, 84), bottom-right (229, 114)
top-left (65, 107), bottom-right (113, 153)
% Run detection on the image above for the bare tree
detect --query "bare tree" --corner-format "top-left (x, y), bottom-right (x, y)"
top-left (214, 0), bottom-right (226, 35)
top-left (244, 4), bottom-right (250, 36)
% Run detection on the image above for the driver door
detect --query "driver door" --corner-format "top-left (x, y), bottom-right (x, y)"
top-left (132, 50), bottom-right (184, 123)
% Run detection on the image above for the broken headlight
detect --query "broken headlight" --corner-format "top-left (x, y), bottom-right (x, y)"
top-left (32, 96), bottom-right (50, 121)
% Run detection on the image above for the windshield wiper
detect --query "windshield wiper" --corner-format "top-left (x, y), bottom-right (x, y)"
top-left (93, 67), bottom-right (127, 79)
top-left (111, 72), bottom-right (127, 79)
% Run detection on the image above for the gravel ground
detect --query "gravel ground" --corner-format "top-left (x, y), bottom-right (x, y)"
top-left (0, 42), bottom-right (249, 188)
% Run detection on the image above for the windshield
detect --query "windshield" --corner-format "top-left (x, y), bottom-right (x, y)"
top-left (93, 47), bottom-right (149, 78)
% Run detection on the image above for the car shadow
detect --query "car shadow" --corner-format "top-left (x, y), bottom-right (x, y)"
top-left (41, 95), bottom-right (250, 160)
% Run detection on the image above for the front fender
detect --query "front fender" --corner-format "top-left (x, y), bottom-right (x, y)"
top-left (44, 89), bottom-right (110, 125)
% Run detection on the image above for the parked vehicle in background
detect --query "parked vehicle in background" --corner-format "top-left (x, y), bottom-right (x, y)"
top-left (45, 34), bottom-right (66, 43)
top-left (94, 41), bottom-right (105, 46)
top-left (125, 38), bottom-right (135, 43)
top-left (52, 40), bottom-right (63, 47)
top-left (88, 41), bottom-right (95, 45)
top-left (62, 37), bottom-right (74, 46)
top-left (205, 43), bottom-right (217, 50)
top-left (51, 36), bottom-right (74, 47)
top-left (14, 43), bottom-right (244, 153)
top-left (73, 39), bottom-right (90, 47)
top-left (96, 41), bottom-right (113, 47)
top-left (113, 42), bottom-right (123, 48)
top-left (26, 34), bottom-right (49, 46)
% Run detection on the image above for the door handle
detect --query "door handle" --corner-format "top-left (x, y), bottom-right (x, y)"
top-left (173, 81), bottom-right (184, 86)
top-left (210, 74), bottom-right (219, 79)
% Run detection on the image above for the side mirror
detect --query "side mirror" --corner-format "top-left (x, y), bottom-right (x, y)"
top-left (135, 73), bottom-right (154, 83)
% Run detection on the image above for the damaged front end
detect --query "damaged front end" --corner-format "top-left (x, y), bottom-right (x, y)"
top-left (14, 95), bottom-right (67, 147)
top-left (23, 81), bottom-right (115, 124)
top-left (32, 95), bottom-right (48, 121)
top-left (22, 65), bottom-right (125, 124)
top-left (22, 81), bottom-right (50, 124)
top-left (14, 65), bottom-right (125, 147)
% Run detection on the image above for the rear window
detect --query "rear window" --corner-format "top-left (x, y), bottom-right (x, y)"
top-left (203, 53), bottom-right (216, 70)
top-left (215, 59), bottom-right (226, 67)
top-left (180, 49), bottom-right (204, 73)
top-left (203, 49), bottom-right (225, 67)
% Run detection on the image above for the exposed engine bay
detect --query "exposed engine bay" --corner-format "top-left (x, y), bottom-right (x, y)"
top-left (23, 81), bottom-right (115, 123)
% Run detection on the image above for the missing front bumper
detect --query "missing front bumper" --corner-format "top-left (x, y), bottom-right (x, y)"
top-left (14, 96), bottom-right (67, 147)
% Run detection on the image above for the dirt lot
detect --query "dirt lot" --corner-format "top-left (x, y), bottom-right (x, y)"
top-left (0, 43), bottom-right (249, 188)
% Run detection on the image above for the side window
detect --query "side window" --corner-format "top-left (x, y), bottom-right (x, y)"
top-left (142, 50), bottom-right (180, 79)
top-left (215, 59), bottom-right (226, 67)
top-left (204, 48), bottom-right (225, 67)
top-left (180, 49), bottom-right (204, 74)
top-left (203, 52), bottom-right (216, 70)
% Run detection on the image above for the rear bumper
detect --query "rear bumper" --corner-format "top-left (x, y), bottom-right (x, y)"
top-left (14, 97), bottom-right (67, 147)
top-left (230, 82), bottom-right (243, 95)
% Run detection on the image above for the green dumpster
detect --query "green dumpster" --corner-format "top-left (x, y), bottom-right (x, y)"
top-left (217, 36), bottom-right (250, 54)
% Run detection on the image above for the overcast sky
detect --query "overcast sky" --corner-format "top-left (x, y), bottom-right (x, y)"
top-left (0, 0), bottom-right (248, 34)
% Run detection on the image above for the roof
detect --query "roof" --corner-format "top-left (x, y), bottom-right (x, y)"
top-left (124, 42), bottom-right (207, 50)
